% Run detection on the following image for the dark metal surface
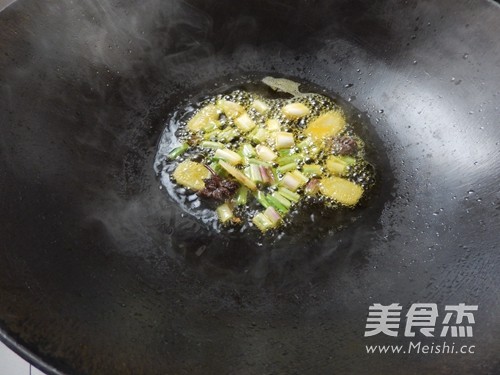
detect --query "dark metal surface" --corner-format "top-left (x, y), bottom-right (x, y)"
top-left (1, 0), bottom-right (499, 374)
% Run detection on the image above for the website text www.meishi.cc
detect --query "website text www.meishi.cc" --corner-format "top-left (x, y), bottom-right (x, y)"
top-left (366, 341), bottom-right (476, 355)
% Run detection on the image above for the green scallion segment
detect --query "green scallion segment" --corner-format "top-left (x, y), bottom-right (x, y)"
top-left (247, 158), bottom-right (273, 167)
top-left (254, 191), bottom-right (271, 208)
top-left (302, 164), bottom-right (323, 177)
top-left (277, 162), bottom-right (298, 174)
top-left (266, 194), bottom-right (289, 214)
top-left (167, 143), bottom-right (189, 160)
top-left (216, 203), bottom-right (234, 223)
top-left (201, 141), bottom-right (224, 149)
top-left (278, 187), bottom-right (301, 202)
top-left (241, 143), bottom-right (256, 157)
top-left (271, 192), bottom-right (292, 209)
top-left (276, 153), bottom-right (303, 166)
top-left (252, 212), bottom-right (274, 232)
top-left (236, 186), bottom-right (248, 206)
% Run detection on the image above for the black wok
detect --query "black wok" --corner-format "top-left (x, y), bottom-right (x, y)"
top-left (1, 0), bottom-right (499, 374)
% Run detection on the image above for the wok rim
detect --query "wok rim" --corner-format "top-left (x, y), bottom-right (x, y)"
top-left (1, 0), bottom-right (499, 374)
top-left (0, 332), bottom-right (63, 375)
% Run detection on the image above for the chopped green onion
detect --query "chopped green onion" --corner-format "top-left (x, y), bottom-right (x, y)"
top-left (217, 203), bottom-right (234, 223)
top-left (277, 162), bottom-right (298, 174)
top-left (306, 145), bottom-right (321, 157)
top-left (235, 113), bottom-right (256, 133)
top-left (247, 158), bottom-right (273, 167)
top-left (249, 164), bottom-right (262, 182)
top-left (271, 192), bottom-right (292, 209)
top-left (278, 187), bottom-right (301, 202)
top-left (275, 132), bottom-right (295, 149)
top-left (241, 143), bottom-right (256, 157)
top-left (235, 186), bottom-right (248, 206)
top-left (170, 89), bottom-right (373, 233)
top-left (217, 99), bottom-right (245, 118)
top-left (281, 172), bottom-right (302, 191)
top-left (254, 191), bottom-right (271, 208)
top-left (252, 99), bottom-right (270, 114)
top-left (251, 128), bottom-right (268, 144)
top-left (214, 148), bottom-right (243, 165)
top-left (252, 212), bottom-right (274, 232)
top-left (269, 167), bottom-right (279, 187)
top-left (305, 178), bottom-right (320, 196)
top-left (167, 143), bottom-right (189, 160)
top-left (276, 154), bottom-right (303, 166)
top-left (201, 141), bottom-right (224, 149)
top-left (244, 166), bottom-right (251, 179)
top-left (339, 155), bottom-right (357, 165)
top-left (256, 145), bottom-right (278, 162)
top-left (259, 166), bottom-right (274, 185)
top-left (302, 164), bottom-right (323, 177)
top-left (297, 138), bottom-right (313, 150)
top-left (266, 194), bottom-right (289, 214)
top-left (203, 120), bottom-right (220, 132)
top-left (203, 130), bottom-right (220, 140)
top-left (290, 170), bottom-right (309, 185)
top-left (264, 206), bottom-right (281, 225)
top-left (217, 128), bottom-right (239, 142)
top-left (266, 119), bottom-right (281, 132)
top-left (278, 148), bottom-right (292, 157)
top-left (326, 155), bottom-right (348, 176)
top-left (282, 102), bottom-right (310, 119)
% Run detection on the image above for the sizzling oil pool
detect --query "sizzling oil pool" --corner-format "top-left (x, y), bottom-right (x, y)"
top-left (154, 77), bottom-right (376, 237)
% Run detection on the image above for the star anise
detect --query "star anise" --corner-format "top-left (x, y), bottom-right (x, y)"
top-left (332, 135), bottom-right (358, 155)
top-left (198, 165), bottom-right (239, 201)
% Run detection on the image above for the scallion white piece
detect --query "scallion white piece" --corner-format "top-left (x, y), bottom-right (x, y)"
top-left (282, 102), bottom-right (310, 119)
top-left (214, 148), bottom-right (242, 165)
top-left (275, 132), bottom-right (295, 149)
top-left (264, 206), bottom-right (281, 225)
top-left (234, 113), bottom-right (256, 133)
top-left (217, 203), bottom-right (234, 223)
top-left (281, 172), bottom-right (302, 191)
top-left (256, 145), bottom-right (278, 162)
top-left (251, 99), bottom-right (270, 114)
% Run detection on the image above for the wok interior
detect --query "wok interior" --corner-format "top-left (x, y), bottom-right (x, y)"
top-left (0, 0), bottom-right (499, 374)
